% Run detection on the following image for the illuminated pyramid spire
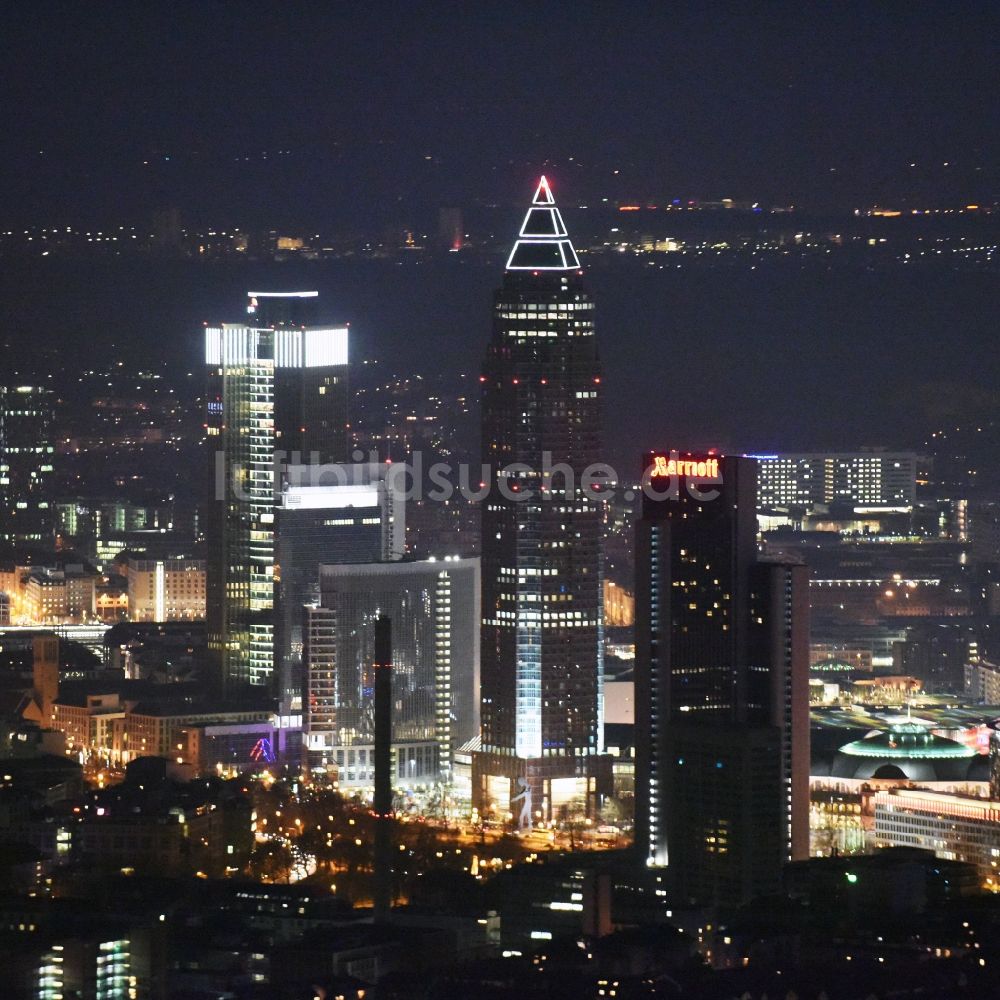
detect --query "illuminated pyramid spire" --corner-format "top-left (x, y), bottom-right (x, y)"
top-left (505, 176), bottom-right (581, 271)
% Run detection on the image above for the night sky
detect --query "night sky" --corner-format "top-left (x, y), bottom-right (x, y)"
top-left (2, 2), bottom-right (997, 226)
top-left (1, 3), bottom-right (999, 462)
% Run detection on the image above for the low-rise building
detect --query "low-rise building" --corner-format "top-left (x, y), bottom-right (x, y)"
top-left (95, 582), bottom-right (129, 622)
top-left (52, 692), bottom-right (127, 762)
top-left (320, 739), bottom-right (440, 789)
top-left (127, 558), bottom-right (206, 622)
top-left (965, 659), bottom-right (1000, 704)
top-left (22, 566), bottom-right (96, 623)
top-left (48, 685), bottom-right (283, 771)
top-left (78, 800), bottom-right (242, 876)
top-left (875, 788), bottom-right (1000, 878)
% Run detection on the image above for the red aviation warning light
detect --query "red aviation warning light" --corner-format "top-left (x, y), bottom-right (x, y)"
top-left (533, 175), bottom-right (555, 205)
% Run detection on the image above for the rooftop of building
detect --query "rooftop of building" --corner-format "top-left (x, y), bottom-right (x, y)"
top-left (839, 723), bottom-right (975, 759)
top-left (52, 678), bottom-right (272, 716)
top-left (0, 753), bottom-right (82, 785)
top-left (874, 787), bottom-right (1000, 817)
top-left (505, 176), bottom-right (582, 273)
top-left (790, 846), bottom-right (980, 881)
top-left (823, 720), bottom-right (986, 782)
top-left (811, 657), bottom-right (855, 672)
top-left (0, 546), bottom-right (98, 574)
top-left (812, 702), bottom-right (1000, 732)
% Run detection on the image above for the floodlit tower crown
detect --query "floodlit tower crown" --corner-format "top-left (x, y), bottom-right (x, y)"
top-left (505, 175), bottom-right (581, 271)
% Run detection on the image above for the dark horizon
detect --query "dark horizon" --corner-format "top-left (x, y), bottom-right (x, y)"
top-left (2, 3), bottom-right (997, 229)
top-left (2, 248), bottom-right (998, 468)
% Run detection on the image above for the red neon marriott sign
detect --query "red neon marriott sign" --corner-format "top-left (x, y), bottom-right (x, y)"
top-left (649, 455), bottom-right (721, 479)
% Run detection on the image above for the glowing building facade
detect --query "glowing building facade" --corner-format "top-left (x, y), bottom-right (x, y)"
top-left (756, 452), bottom-right (917, 509)
top-left (303, 557), bottom-right (480, 783)
top-left (127, 557), bottom-right (207, 622)
top-left (205, 291), bottom-right (349, 690)
top-left (473, 177), bottom-right (610, 820)
top-left (875, 788), bottom-right (1000, 877)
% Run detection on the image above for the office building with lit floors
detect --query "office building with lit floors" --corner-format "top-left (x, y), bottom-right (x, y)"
top-left (473, 176), bottom-right (612, 822)
top-left (303, 557), bottom-right (480, 786)
top-left (634, 452), bottom-right (809, 909)
top-left (0, 384), bottom-right (55, 544)
top-left (274, 461), bottom-right (405, 714)
top-left (205, 290), bottom-right (349, 691)
top-left (756, 451), bottom-right (917, 510)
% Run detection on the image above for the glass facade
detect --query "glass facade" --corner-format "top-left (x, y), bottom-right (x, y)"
top-left (475, 178), bottom-right (609, 818)
top-left (275, 463), bottom-right (403, 713)
top-left (204, 295), bottom-right (350, 691)
top-left (303, 558), bottom-right (480, 782)
top-left (480, 273), bottom-right (604, 760)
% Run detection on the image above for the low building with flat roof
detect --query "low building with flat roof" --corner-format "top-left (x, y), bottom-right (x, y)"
top-left (875, 788), bottom-right (1000, 878)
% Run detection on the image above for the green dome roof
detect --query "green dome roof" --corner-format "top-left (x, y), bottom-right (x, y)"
top-left (839, 723), bottom-right (975, 760)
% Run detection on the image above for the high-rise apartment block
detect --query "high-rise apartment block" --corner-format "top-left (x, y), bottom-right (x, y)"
top-left (473, 177), bottom-right (610, 820)
top-left (635, 452), bottom-right (809, 908)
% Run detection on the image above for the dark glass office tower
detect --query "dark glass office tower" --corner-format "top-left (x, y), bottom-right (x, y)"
top-left (0, 385), bottom-right (55, 544)
top-left (205, 292), bottom-right (350, 691)
top-left (274, 462), bottom-right (405, 714)
top-left (246, 291), bottom-right (350, 465)
top-left (303, 557), bottom-right (480, 783)
top-left (473, 177), bottom-right (610, 820)
top-left (634, 452), bottom-right (809, 908)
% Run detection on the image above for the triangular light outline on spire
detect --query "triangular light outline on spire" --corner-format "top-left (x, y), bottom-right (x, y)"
top-left (519, 207), bottom-right (568, 238)
top-left (533, 175), bottom-right (555, 205)
top-left (506, 176), bottom-right (581, 271)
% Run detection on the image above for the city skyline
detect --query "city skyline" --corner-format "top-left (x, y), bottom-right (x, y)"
top-left (2, 6), bottom-right (1000, 997)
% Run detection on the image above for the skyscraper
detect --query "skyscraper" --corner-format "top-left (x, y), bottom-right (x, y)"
top-left (303, 557), bottom-right (480, 784)
top-left (274, 461), bottom-right (405, 714)
top-left (473, 177), bottom-right (610, 821)
top-left (205, 291), bottom-right (349, 691)
top-left (0, 385), bottom-right (55, 545)
top-left (634, 452), bottom-right (809, 908)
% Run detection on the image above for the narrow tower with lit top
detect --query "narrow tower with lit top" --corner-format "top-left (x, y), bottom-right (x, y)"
top-left (204, 291), bottom-right (350, 693)
top-left (474, 177), bottom-right (611, 821)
